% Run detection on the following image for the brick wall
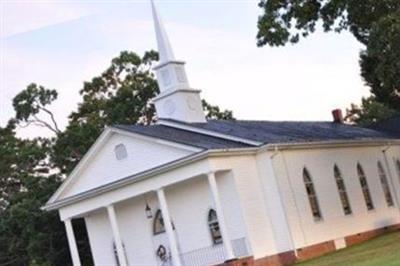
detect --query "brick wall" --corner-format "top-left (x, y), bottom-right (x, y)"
top-left (296, 241), bottom-right (335, 261)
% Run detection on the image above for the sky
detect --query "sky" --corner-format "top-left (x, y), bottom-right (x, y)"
top-left (0, 0), bottom-right (370, 138)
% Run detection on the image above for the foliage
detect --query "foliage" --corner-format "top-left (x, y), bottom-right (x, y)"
top-left (256, 0), bottom-right (400, 47)
top-left (0, 50), bottom-right (233, 265)
top-left (257, 0), bottom-right (400, 124)
top-left (0, 175), bottom-right (67, 266)
top-left (345, 96), bottom-right (399, 126)
top-left (0, 121), bottom-right (49, 213)
top-left (13, 84), bottom-right (60, 134)
top-left (360, 13), bottom-right (400, 111)
top-left (202, 100), bottom-right (234, 120)
top-left (0, 121), bottom-right (73, 265)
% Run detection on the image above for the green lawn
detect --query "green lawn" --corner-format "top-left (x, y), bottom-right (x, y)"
top-left (296, 231), bottom-right (400, 266)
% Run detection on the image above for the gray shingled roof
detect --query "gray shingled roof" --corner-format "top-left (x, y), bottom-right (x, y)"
top-left (368, 116), bottom-right (400, 137)
top-left (114, 124), bottom-right (252, 150)
top-left (115, 119), bottom-right (396, 150)
top-left (161, 119), bottom-right (396, 145)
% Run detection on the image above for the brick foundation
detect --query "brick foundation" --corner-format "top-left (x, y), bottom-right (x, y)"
top-left (296, 240), bottom-right (336, 261)
top-left (217, 251), bottom-right (296, 266)
top-left (219, 223), bottom-right (400, 266)
top-left (345, 223), bottom-right (400, 247)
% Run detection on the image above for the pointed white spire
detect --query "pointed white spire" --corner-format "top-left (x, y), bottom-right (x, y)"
top-left (150, 0), bottom-right (206, 123)
top-left (151, 0), bottom-right (175, 63)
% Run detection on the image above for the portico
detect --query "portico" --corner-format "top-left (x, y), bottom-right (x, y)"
top-left (54, 158), bottom-right (250, 266)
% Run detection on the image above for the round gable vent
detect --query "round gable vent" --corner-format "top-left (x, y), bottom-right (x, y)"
top-left (114, 144), bottom-right (128, 160)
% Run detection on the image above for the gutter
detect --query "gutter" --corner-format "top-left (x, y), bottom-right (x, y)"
top-left (263, 139), bottom-right (400, 151)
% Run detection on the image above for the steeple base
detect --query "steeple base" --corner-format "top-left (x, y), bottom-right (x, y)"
top-left (153, 89), bottom-right (206, 123)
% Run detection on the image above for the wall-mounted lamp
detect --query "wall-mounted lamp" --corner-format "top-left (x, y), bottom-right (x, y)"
top-left (145, 203), bottom-right (153, 219)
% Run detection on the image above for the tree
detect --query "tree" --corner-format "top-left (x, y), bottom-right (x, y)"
top-left (13, 83), bottom-right (60, 134)
top-left (0, 174), bottom-right (68, 266)
top-left (0, 120), bottom-right (74, 265)
top-left (0, 120), bottom-right (49, 213)
top-left (359, 13), bottom-right (400, 111)
top-left (345, 96), bottom-right (399, 126)
top-left (256, 0), bottom-right (400, 124)
top-left (202, 100), bottom-right (234, 120)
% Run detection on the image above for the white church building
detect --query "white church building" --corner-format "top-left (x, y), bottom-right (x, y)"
top-left (44, 2), bottom-right (400, 266)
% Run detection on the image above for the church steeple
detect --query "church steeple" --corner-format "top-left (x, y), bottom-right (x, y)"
top-left (150, 0), bottom-right (206, 123)
top-left (151, 0), bottom-right (175, 63)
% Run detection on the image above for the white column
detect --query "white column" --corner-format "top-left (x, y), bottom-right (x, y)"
top-left (107, 205), bottom-right (128, 266)
top-left (207, 172), bottom-right (235, 260)
top-left (156, 188), bottom-right (182, 266)
top-left (64, 218), bottom-right (81, 266)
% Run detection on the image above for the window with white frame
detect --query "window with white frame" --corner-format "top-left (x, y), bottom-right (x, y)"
top-left (357, 163), bottom-right (374, 211)
top-left (153, 209), bottom-right (165, 235)
top-left (334, 165), bottom-right (352, 215)
top-left (395, 159), bottom-right (400, 182)
top-left (377, 161), bottom-right (394, 207)
top-left (208, 209), bottom-right (222, 245)
top-left (303, 168), bottom-right (323, 221)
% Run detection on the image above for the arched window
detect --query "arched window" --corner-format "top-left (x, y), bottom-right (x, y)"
top-left (377, 161), bottom-right (394, 207)
top-left (357, 163), bottom-right (374, 210)
top-left (334, 165), bottom-right (352, 215)
top-left (153, 209), bottom-right (165, 235)
top-left (395, 159), bottom-right (400, 181)
top-left (208, 209), bottom-right (222, 245)
top-left (303, 168), bottom-right (322, 221)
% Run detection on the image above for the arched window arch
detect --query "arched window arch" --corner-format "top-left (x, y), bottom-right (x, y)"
top-left (153, 209), bottom-right (165, 235)
top-left (208, 209), bottom-right (222, 245)
top-left (303, 168), bottom-right (322, 221)
top-left (357, 163), bottom-right (374, 210)
top-left (377, 161), bottom-right (394, 207)
top-left (334, 164), bottom-right (352, 215)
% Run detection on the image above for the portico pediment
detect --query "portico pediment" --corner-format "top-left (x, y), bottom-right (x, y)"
top-left (48, 127), bottom-right (201, 204)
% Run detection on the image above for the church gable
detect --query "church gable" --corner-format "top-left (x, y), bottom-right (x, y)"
top-left (56, 128), bottom-right (198, 200)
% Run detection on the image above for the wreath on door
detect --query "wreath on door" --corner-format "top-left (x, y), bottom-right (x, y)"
top-left (156, 245), bottom-right (168, 262)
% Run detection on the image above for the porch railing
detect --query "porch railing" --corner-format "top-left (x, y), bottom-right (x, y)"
top-left (180, 237), bottom-right (250, 266)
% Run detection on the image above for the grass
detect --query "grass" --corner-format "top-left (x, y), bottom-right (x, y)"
top-left (296, 231), bottom-right (400, 266)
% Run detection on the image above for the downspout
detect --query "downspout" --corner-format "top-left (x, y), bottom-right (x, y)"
top-left (381, 146), bottom-right (400, 215)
